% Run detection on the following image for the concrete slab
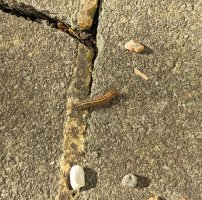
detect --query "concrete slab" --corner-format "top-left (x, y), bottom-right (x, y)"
top-left (0, 11), bottom-right (79, 200)
top-left (1, 0), bottom-right (80, 27)
top-left (80, 1), bottom-right (202, 200)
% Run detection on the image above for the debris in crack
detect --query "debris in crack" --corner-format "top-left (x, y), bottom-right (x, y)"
top-left (84, 0), bottom-right (101, 96)
top-left (57, 21), bottom-right (83, 42)
top-left (0, 1), bottom-right (96, 48)
top-left (57, 21), bottom-right (95, 47)
top-left (77, 0), bottom-right (99, 30)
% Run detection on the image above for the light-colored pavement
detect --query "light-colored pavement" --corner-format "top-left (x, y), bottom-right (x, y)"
top-left (0, 0), bottom-right (202, 200)
top-left (80, 1), bottom-right (202, 200)
top-left (0, 11), bottom-right (79, 200)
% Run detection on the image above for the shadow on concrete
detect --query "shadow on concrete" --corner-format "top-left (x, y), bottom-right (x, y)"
top-left (136, 175), bottom-right (151, 188)
top-left (140, 44), bottom-right (153, 55)
top-left (159, 197), bottom-right (167, 200)
top-left (81, 167), bottom-right (97, 191)
top-left (66, 174), bottom-right (72, 190)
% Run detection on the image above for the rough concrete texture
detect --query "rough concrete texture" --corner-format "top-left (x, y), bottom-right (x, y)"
top-left (80, 1), bottom-right (202, 200)
top-left (1, 0), bottom-right (80, 27)
top-left (0, 11), bottom-right (79, 200)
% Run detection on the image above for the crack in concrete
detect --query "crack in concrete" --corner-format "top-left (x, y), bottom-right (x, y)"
top-left (0, 1), bottom-right (96, 48)
top-left (88, 0), bottom-right (102, 96)
top-left (0, 1), bottom-right (101, 199)
top-left (0, 0), bottom-right (101, 94)
top-left (57, 1), bottom-right (102, 199)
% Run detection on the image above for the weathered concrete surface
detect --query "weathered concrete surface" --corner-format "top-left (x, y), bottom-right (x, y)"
top-left (80, 1), bottom-right (202, 200)
top-left (1, 0), bottom-right (80, 27)
top-left (0, 11), bottom-right (79, 200)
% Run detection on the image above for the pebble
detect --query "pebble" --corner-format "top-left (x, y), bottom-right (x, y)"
top-left (125, 40), bottom-right (144, 52)
top-left (122, 174), bottom-right (138, 187)
top-left (77, 0), bottom-right (98, 30)
top-left (70, 165), bottom-right (85, 190)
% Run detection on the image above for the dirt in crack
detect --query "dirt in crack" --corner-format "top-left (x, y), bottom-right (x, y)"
top-left (87, 0), bottom-right (102, 95)
top-left (0, 2), bottom-right (96, 48)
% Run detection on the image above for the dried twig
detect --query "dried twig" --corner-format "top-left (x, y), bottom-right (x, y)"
top-left (134, 68), bottom-right (149, 80)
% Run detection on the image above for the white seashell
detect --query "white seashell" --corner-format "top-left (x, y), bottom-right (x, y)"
top-left (122, 174), bottom-right (138, 187)
top-left (70, 165), bottom-right (85, 190)
top-left (125, 40), bottom-right (144, 52)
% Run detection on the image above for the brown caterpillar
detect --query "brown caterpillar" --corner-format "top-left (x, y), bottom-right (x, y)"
top-left (75, 89), bottom-right (118, 109)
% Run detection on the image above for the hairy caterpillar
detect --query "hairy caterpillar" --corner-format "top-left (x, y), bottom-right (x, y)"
top-left (75, 89), bottom-right (118, 109)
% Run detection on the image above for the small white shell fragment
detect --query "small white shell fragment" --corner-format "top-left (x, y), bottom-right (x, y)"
top-left (134, 68), bottom-right (149, 80)
top-left (125, 40), bottom-right (144, 52)
top-left (122, 174), bottom-right (138, 187)
top-left (70, 165), bottom-right (85, 190)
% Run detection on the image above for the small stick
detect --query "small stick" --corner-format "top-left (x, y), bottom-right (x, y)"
top-left (57, 21), bottom-right (83, 43)
top-left (134, 68), bottom-right (149, 80)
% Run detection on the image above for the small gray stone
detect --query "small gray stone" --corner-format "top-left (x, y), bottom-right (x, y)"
top-left (121, 174), bottom-right (138, 188)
